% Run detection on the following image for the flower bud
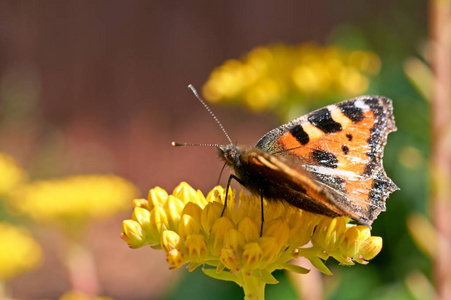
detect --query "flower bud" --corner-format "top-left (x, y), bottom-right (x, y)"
top-left (147, 186), bottom-right (168, 209)
top-left (359, 236), bottom-right (383, 260)
top-left (185, 234), bottom-right (207, 263)
top-left (241, 242), bottom-right (263, 270)
top-left (209, 217), bottom-right (235, 256)
top-left (173, 182), bottom-right (197, 204)
top-left (121, 220), bottom-right (145, 248)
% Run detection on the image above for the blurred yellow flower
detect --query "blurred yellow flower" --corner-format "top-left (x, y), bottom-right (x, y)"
top-left (121, 182), bottom-right (382, 298)
top-left (0, 153), bottom-right (27, 195)
top-left (9, 175), bottom-right (139, 231)
top-left (202, 43), bottom-right (380, 115)
top-left (0, 222), bottom-right (42, 280)
top-left (59, 291), bottom-right (113, 300)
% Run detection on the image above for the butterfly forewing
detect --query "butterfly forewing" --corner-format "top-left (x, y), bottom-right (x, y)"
top-left (253, 96), bottom-right (398, 225)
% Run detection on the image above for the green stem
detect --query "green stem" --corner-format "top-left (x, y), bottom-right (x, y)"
top-left (241, 272), bottom-right (266, 300)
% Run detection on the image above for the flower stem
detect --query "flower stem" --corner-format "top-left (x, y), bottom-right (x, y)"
top-left (64, 238), bottom-right (99, 296)
top-left (0, 280), bottom-right (8, 300)
top-left (430, 0), bottom-right (451, 298)
top-left (241, 272), bottom-right (266, 300)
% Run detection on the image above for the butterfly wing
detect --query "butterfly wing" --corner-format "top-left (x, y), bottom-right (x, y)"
top-left (255, 96), bottom-right (398, 226)
top-left (237, 148), bottom-right (372, 223)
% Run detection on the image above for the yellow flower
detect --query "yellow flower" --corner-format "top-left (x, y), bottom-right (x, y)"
top-left (9, 175), bottom-right (139, 231)
top-left (121, 182), bottom-right (383, 298)
top-left (202, 43), bottom-right (380, 115)
top-left (0, 222), bottom-right (42, 280)
top-left (0, 153), bottom-right (27, 195)
top-left (59, 291), bottom-right (113, 300)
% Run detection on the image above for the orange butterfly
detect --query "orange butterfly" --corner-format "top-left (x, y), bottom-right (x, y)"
top-left (174, 86), bottom-right (398, 230)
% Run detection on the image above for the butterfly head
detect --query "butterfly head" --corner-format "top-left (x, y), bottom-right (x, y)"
top-left (217, 144), bottom-right (240, 167)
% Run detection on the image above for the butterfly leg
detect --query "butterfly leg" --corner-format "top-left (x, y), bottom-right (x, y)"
top-left (259, 189), bottom-right (264, 237)
top-left (221, 174), bottom-right (244, 217)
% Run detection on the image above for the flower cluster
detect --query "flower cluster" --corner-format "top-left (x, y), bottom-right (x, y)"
top-left (59, 291), bottom-right (112, 300)
top-left (9, 175), bottom-right (139, 231)
top-left (122, 182), bottom-right (382, 296)
top-left (202, 43), bottom-right (380, 115)
top-left (0, 153), bottom-right (27, 196)
top-left (0, 222), bottom-right (42, 280)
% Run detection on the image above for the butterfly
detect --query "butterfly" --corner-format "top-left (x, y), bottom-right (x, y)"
top-left (174, 85), bottom-right (399, 230)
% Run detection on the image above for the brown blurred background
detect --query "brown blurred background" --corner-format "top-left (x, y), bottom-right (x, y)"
top-left (0, 0), bottom-right (355, 189)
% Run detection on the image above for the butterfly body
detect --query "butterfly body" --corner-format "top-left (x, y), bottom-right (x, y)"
top-left (217, 95), bottom-right (398, 227)
top-left (218, 145), bottom-right (343, 219)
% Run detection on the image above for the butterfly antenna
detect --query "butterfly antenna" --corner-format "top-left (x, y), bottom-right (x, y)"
top-left (187, 84), bottom-right (233, 145)
top-left (171, 142), bottom-right (218, 147)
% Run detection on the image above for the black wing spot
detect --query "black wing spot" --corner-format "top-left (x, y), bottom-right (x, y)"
top-left (312, 149), bottom-right (338, 168)
top-left (346, 134), bottom-right (353, 141)
top-left (342, 145), bottom-right (349, 155)
top-left (289, 125), bottom-right (309, 145)
top-left (308, 108), bottom-right (342, 133)
top-left (338, 101), bottom-right (364, 122)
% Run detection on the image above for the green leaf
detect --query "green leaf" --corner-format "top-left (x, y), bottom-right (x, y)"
top-left (253, 270), bottom-right (279, 284)
top-left (187, 263), bottom-right (201, 272)
top-left (308, 257), bottom-right (333, 275)
top-left (331, 253), bottom-right (355, 266)
top-left (279, 262), bottom-right (310, 274)
top-left (202, 267), bottom-right (240, 285)
top-left (150, 244), bottom-right (162, 250)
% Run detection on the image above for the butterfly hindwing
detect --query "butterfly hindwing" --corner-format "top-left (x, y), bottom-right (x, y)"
top-left (235, 148), bottom-right (359, 219)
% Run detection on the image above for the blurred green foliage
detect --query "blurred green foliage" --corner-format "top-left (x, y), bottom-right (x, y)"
top-left (326, 10), bottom-right (431, 299)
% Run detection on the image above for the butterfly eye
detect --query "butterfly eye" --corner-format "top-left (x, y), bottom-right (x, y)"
top-left (225, 149), bottom-right (237, 162)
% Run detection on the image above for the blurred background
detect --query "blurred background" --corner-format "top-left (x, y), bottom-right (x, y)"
top-left (0, 0), bottom-right (446, 299)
